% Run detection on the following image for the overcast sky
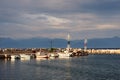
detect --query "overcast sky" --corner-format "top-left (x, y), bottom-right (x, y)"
top-left (0, 0), bottom-right (120, 40)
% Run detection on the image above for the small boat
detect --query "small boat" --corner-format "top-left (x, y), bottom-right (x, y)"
top-left (58, 50), bottom-right (73, 57)
top-left (11, 55), bottom-right (21, 59)
top-left (35, 52), bottom-right (49, 59)
top-left (58, 34), bottom-right (74, 58)
top-left (50, 53), bottom-right (59, 57)
top-left (20, 54), bottom-right (31, 60)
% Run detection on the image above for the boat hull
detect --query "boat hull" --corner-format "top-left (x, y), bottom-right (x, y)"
top-left (58, 52), bottom-right (73, 57)
top-left (50, 53), bottom-right (59, 57)
top-left (20, 54), bottom-right (31, 60)
top-left (11, 55), bottom-right (20, 59)
top-left (36, 55), bottom-right (49, 58)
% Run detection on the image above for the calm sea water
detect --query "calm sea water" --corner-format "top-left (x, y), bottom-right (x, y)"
top-left (0, 54), bottom-right (120, 80)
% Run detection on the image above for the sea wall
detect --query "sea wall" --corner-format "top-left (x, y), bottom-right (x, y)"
top-left (0, 48), bottom-right (120, 55)
top-left (86, 49), bottom-right (120, 54)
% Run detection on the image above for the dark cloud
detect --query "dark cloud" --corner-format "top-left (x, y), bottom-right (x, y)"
top-left (81, 0), bottom-right (120, 15)
top-left (0, 0), bottom-right (120, 39)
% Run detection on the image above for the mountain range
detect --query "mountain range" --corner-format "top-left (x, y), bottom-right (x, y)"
top-left (0, 36), bottom-right (120, 48)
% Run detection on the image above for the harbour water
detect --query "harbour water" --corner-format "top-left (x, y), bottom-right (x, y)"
top-left (0, 54), bottom-right (120, 80)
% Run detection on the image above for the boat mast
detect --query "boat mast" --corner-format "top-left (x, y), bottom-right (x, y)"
top-left (84, 39), bottom-right (87, 51)
top-left (51, 40), bottom-right (53, 49)
top-left (67, 34), bottom-right (70, 51)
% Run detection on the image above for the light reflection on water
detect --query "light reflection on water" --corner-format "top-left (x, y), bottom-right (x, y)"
top-left (0, 55), bottom-right (120, 80)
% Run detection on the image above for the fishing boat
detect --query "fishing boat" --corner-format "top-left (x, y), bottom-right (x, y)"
top-left (35, 51), bottom-right (49, 59)
top-left (50, 53), bottom-right (59, 57)
top-left (20, 54), bottom-right (31, 60)
top-left (58, 34), bottom-right (74, 57)
top-left (58, 50), bottom-right (73, 57)
top-left (49, 40), bottom-right (59, 58)
top-left (11, 55), bottom-right (21, 59)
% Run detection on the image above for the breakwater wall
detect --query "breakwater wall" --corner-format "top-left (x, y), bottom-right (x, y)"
top-left (0, 48), bottom-right (41, 54)
top-left (86, 49), bottom-right (120, 54)
top-left (0, 48), bottom-right (120, 55)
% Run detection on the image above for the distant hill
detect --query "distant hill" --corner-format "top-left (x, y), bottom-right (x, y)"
top-left (87, 36), bottom-right (120, 48)
top-left (0, 38), bottom-right (67, 48)
top-left (0, 37), bottom-right (120, 48)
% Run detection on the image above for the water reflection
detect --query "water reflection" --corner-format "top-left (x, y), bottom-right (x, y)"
top-left (0, 55), bottom-right (120, 80)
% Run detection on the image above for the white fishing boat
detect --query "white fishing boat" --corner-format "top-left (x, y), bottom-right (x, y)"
top-left (35, 51), bottom-right (49, 59)
top-left (50, 53), bottom-right (59, 57)
top-left (20, 54), bottom-right (31, 60)
top-left (11, 55), bottom-right (21, 59)
top-left (58, 34), bottom-right (74, 58)
top-left (58, 51), bottom-right (73, 57)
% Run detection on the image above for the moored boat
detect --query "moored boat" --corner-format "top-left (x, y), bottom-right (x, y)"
top-left (58, 50), bottom-right (73, 57)
top-left (50, 53), bottom-right (59, 57)
top-left (35, 52), bottom-right (49, 59)
top-left (20, 54), bottom-right (31, 60)
top-left (11, 55), bottom-right (21, 59)
top-left (58, 34), bottom-right (74, 58)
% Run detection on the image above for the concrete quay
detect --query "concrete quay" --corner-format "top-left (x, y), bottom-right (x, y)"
top-left (0, 48), bottom-right (120, 54)
top-left (0, 48), bottom-right (42, 54)
top-left (86, 49), bottom-right (120, 54)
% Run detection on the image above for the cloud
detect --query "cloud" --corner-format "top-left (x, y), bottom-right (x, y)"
top-left (0, 0), bottom-right (120, 40)
top-left (80, 0), bottom-right (120, 15)
top-left (97, 24), bottom-right (118, 30)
